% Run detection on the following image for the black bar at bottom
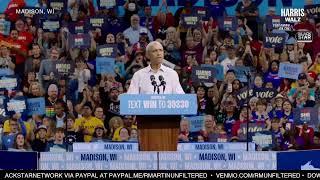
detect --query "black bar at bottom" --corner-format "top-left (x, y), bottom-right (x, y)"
top-left (1, 171), bottom-right (320, 179)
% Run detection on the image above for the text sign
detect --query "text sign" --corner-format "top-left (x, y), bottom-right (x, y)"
top-left (39, 152), bottom-right (157, 170)
top-left (120, 94), bottom-right (197, 115)
top-left (278, 63), bottom-right (303, 80)
top-left (158, 151), bottom-right (276, 170)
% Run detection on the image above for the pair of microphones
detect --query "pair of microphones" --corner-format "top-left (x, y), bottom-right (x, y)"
top-left (150, 75), bottom-right (166, 94)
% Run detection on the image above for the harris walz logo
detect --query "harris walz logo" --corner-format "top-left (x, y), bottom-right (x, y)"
top-left (281, 8), bottom-right (305, 23)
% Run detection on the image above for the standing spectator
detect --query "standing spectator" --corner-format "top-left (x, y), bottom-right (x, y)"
top-left (123, 14), bottom-right (153, 45)
top-left (74, 102), bottom-right (104, 142)
top-left (45, 84), bottom-right (59, 118)
top-left (38, 47), bottom-right (60, 91)
top-left (235, 0), bottom-right (259, 38)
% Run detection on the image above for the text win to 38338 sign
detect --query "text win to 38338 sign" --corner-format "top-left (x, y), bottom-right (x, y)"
top-left (119, 94), bottom-right (197, 115)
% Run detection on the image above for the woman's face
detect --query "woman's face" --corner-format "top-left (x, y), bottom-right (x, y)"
top-left (197, 87), bottom-right (205, 99)
top-left (254, 76), bottom-right (263, 88)
top-left (119, 128), bottom-right (130, 141)
top-left (257, 104), bottom-right (266, 112)
top-left (95, 128), bottom-right (104, 138)
top-left (271, 62), bottom-right (279, 72)
top-left (131, 129), bottom-right (138, 138)
top-left (180, 120), bottom-right (189, 132)
top-left (113, 120), bottom-right (121, 129)
top-left (207, 88), bottom-right (215, 98)
top-left (249, 99), bottom-right (257, 110)
top-left (297, 42), bottom-right (305, 49)
top-left (232, 80), bottom-right (240, 90)
top-left (67, 118), bottom-right (74, 129)
top-left (31, 84), bottom-right (40, 95)
top-left (265, 82), bottom-right (273, 89)
top-left (167, 29), bottom-right (175, 39)
top-left (210, 51), bottom-right (217, 61)
top-left (204, 118), bottom-right (215, 129)
top-left (106, 34), bottom-right (115, 44)
top-left (204, 57), bottom-right (212, 65)
top-left (16, 134), bottom-right (25, 147)
top-left (32, 45), bottom-right (41, 56)
top-left (283, 101), bottom-right (292, 112)
top-left (193, 30), bottom-right (202, 42)
top-left (275, 98), bottom-right (283, 108)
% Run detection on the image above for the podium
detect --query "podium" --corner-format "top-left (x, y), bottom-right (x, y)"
top-left (120, 94), bottom-right (197, 151)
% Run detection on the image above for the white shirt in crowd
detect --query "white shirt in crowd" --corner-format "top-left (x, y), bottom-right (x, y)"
top-left (221, 57), bottom-right (238, 74)
top-left (127, 64), bottom-right (185, 94)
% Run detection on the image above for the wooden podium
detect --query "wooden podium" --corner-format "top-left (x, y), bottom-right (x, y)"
top-left (137, 115), bottom-right (180, 151)
top-left (120, 94), bottom-right (197, 152)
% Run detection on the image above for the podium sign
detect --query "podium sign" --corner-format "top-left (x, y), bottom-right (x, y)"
top-left (120, 94), bottom-right (197, 115)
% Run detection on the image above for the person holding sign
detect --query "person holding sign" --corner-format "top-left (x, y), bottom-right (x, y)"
top-left (288, 73), bottom-right (315, 107)
top-left (127, 41), bottom-right (184, 94)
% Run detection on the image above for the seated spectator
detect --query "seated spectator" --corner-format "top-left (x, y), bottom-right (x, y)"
top-left (112, 115), bottom-right (137, 141)
top-left (118, 127), bottom-right (130, 142)
top-left (129, 128), bottom-right (138, 141)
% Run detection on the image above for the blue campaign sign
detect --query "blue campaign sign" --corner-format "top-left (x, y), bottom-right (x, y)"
top-left (0, 151), bottom-right (38, 170)
top-left (201, 64), bottom-right (224, 81)
top-left (39, 152), bottom-right (158, 170)
top-left (27, 97), bottom-right (45, 116)
top-left (120, 94), bottom-right (197, 115)
top-left (68, 21), bottom-right (89, 34)
top-left (278, 63), bottom-right (303, 80)
top-left (68, 34), bottom-right (91, 49)
top-left (264, 33), bottom-right (286, 48)
top-left (5, 97), bottom-right (27, 116)
top-left (192, 66), bottom-right (216, 83)
top-left (40, 19), bottom-right (60, 32)
top-left (0, 20), bottom-right (11, 36)
top-left (252, 131), bottom-right (273, 149)
top-left (0, 76), bottom-right (17, 90)
top-left (96, 57), bottom-right (115, 75)
top-left (293, 107), bottom-right (319, 129)
top-left (231, 66), bottom-right (250, 82)
top-left (72, 142), bottom-right (139, 152)
top-left (96, 44), bottom-right (117, 57)
top-left (97, 0), bottom-right (117, 10)
top-left (89, 16), bottom-right (107, 30)
top-left (277, 150), bottom-right (320, 170)
top-left (177, 142), bottom-right (256, 151)
top-left (48, 0), bottom-right (67, 13)
top-left (158, 151), bottom-right (276, 170)
top-left (218, 16), bottom-right (237, 31)
top-left (184, 116), bottom-right (204, 132)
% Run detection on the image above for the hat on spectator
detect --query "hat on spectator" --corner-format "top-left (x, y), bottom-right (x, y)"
top-left (298, 73), bottom-right (307, 80)
top-left (140, 28), bottom-right (148, 35)
top-left (308, 71), bottom-right (317, 81)
top-left (286, 37), bottom-right (296, 45)
top-left (83, 102), bottom-right (93, 110)
top-left (36, 125), bottom-right (47, 133)
top-left (275, 94), bottom-right (284, 99)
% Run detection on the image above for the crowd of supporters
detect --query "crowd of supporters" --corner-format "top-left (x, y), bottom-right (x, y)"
top-left (0, 0), bottom-right (319, 152)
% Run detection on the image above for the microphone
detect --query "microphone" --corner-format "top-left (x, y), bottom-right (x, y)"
top-left (150, 75), bottom-right (157, 93)
top-left (159, 75), bottom-right (166, 93)
top-left (150, 75), bottom-right (155, 81)
top-left (160, 80), bottom-right (166, 92)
